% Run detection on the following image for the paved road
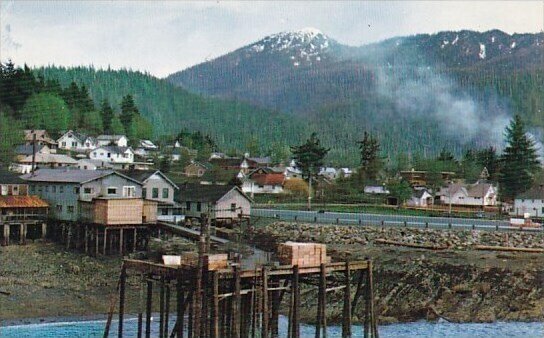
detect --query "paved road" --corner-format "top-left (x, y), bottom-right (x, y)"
top-left (252, 208), bottom-right (543, 233)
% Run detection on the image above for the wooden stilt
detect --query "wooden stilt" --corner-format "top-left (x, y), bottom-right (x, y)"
top-left (138, 282), bottom-right (144, 338)
top-left (146, 279), bottom-right (153, 338)
top-left (367, 260), bottom-right (378, 338)
top-left (187, 292), bottom-right (194, 338)
top-left (103, 228), bottom-right (108, 255)
top-left (233, 263), bottom-right (241, 338)
top-left (118, 264), bottom-right (127, 338)
top-left (342, 261), bottom-right (352, 338)
top-left (292, 265), bottom-right (300, 338)
top-left (84, 225), bottom-right (89, 254)
top-left (211, 271), bottom-right (220, 338)
top-left (133, 228), bottom-right (138, 252)
top-left (176, 267), bottom-right (185, 338)
top-left (95, 227), bottom-right (99, 256)
top-left (160, 279), bottom-right (165, 338)
top-left (261, 267), bottom-right (269, 338)
top-left (320, 263), bottom-right (327, 338)
top-left (165, 284), bottom-right (171, 338)
top-left (120, 228), bottom-right (124, 256)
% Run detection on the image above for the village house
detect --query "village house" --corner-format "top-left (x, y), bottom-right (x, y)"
top-left (15, 144), bottom-right (51, 161)
top-left (97, 135), bottom-right (129, 147)
top-left (400, 169), bottom-right (455, 188)
top-left (513, 184), bottom-right (544, 217)
top-left (338, 168), bottom-right (354, 179)
top-left (241, 168), bottom-right (285, 196)
top-left (120, 170), bottom-right (182, 221)
top-left (13, 153), bottom-right (78, 173)
top-left (407, 189), bottom-right (434, 207)
top-left (77, 159), bottom-right (114, 170)
top-left (184, 161), bottom-right (211, 177)
top-left (319, 167), bottom-right (338, 180)
top-left (21, 168), bottom-right (156, 225)
top-left (24, 129), bottom-right (57, 149)
top-left (89, 146), bottom-right (135, 169)
top-left (0, 169), bottom-right (49, 245)
top-left (177, 183), bottom-right (252, 222)
top-left (364, 185), bottom-right (390, 195)
top-left (171, 146), bottom-right (198, 162)
top-left (241, 155), bottom-right (272, 173)
top-left (209, 157), bottom-right (244, 170)
top-left (57, 130), bottom-right (97, 152)
top-left (438, 181), bottom-right (497, 207)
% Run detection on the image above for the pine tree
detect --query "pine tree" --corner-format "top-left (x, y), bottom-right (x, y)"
top-left (120, 94), bottom-right (139, 135)
top-left (290, 132), bottom-right (329, 181)
top-left (357, 131), bottom-right (382, 182)
top-left (100, 99), bottom-right (114, 134)
top-left (499, 115), bottom-right (541, 200)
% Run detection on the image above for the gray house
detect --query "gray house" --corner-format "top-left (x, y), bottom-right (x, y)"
top-left (120, 170), bottom-right (182, 220)
top-left (21, 168), bottom-right (151, 224)
top-left (177, 183), bottom-right (252, 221)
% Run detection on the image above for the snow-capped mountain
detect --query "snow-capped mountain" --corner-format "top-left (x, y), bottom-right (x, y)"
top-left (167, 29), bottom-right (543, 114)
top-left (243, 27), bottom-right (335, 67)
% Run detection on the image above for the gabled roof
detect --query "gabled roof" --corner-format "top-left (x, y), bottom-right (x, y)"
top-left (21, 168), bottom-right (142, 185)
top-left (210, 157), bottom-right (243, 168)
top-left (246, 156), bottom-right (271, 165)
top-left (413, 189), bottom-right (431, 199)
top-left (15, 144), bottom-right (47, 156)
top-left (177, 183), bottom-right (251, 203)
top-left (0, 195), bottom-right (48, 208)
top-left (24, 130), bottom-right (56, 143)
top-left (94, 146), bottom-right (133, 154)
top-left (19, 153), bottom-right (78, 164)
top-left (97, 135), bottom-right (126, 141)
top-left (0, 168), bottom-right (26, 184)
top-left (467, 183), bottom-right (493, 197)
top-left (58, 130), bottom-right (90, 143)
top-left (186, 161), bottom-right (212, 169)
top-left (517, 185), bottom-right (544, 200)
top-left (119, 170), bottom-right (179, 190)
top-left (248, 172), bottom-right (285, 186)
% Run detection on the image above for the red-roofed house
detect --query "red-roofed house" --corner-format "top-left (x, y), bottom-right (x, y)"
top-left (242, 168), bottom-right (285, 195)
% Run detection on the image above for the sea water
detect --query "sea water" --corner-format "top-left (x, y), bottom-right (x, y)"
top-left (1, 317), bottom-right (543, 338)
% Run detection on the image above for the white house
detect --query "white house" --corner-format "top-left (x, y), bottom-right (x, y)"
top-left (97, 135), bottom-right (128, 147)
top-left (319, 167), bottom-right (338, 180)
top-left (439, 182), bottom-right (497, 207)
top-left (513, 185), bottom-right (544, 217)
top-left (338, 168), bottom-right (354, 178)
top-left (77, 159), bottom-right (114, 170)
top-left (57, 130), bottom-right (97, 151)
top-left (407, 189), bottom-right (433, 207)
top-left (241, 168), bottom-right (285, 196)
top-left (364, 185), bottom-right (390, 194)
top-left (90, 146), bottom-right (134, 164)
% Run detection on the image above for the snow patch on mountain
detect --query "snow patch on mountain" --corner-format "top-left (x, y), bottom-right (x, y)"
top-left (478, 43), bottom-right (486, 59)
top-left (245, 27), bottom-right (331, 67)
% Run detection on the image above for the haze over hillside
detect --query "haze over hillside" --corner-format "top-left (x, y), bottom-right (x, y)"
top-left (166, 28), bottom-right (544, 162)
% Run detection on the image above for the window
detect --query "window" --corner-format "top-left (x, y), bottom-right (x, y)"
top-left (107, 153), bottom-right (111, 158)
top-left (37, 185), bottom-right (42, 193)
top-left (67, 206), bottom-right (74, 213)
top-left (152, 188), bottom-right (159, 199)
top-left (123, 186), bottom-right (135, 197)
top-left (74, 187), bottom-right (80, 194)
top-left (45, 186), bottom-right (49, 192)
top-left (52, 186), bottom-right (56, 193)
top-left (56, 205), bottom-right (62, 212)
top-left (142, 188), bottom-right (147, 198)
top-left (231, 203), bottom-right (237, 212)
top-left (71, 142), bottom-right (77, 147)
top-left (542, 207), bottom-right (544, 214)
top-left (29, 185), bottom-right (35, 193)
top-left (84, 187), bottom-right (93, 194)
top-left (186, 201), bottom-right (191, 210)
top-left (107, 187), bottom-right (117, 195)
top-left (60, 186), bottom-right (64, 193)
top-left (161, 208), bottom-right (169, 216)
top-left (162, 188), bottom-right (169, 199)
top-left (197, 202), bottom-right (202, 212)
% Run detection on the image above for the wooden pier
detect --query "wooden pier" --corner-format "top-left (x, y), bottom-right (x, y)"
top-left (109, 258), bottom-right (379, 338)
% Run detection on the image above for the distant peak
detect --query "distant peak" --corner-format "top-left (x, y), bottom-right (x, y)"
top-left (295, 27), bottom-right (323, 36)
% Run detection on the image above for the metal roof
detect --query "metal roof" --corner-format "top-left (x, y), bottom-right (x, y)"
top-left (21, 168), bottom-right (142, 185)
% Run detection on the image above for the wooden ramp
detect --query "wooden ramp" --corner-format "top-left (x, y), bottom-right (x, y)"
top-left (157, 221), bottom-right (229, 244)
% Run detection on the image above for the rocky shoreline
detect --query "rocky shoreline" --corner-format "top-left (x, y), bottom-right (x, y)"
top-left (248, 222), bottom-right (544, 324)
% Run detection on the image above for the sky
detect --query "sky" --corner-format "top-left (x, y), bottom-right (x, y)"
top-left (1, 1), bottom-right (543, 78)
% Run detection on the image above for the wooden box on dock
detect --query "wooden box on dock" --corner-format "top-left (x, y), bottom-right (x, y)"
top-left (277, 242), bottom-right (328, 267)
top-left (178, 252), bottom-right (229, 271)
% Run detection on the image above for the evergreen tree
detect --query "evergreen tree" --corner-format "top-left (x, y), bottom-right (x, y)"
top-left (100, 99), bottom-right (114, 134)
top-left (387, 178), bottom-right (413, 207)
top-left (20, 93), bottom-right (71, 136)
top-left (120, 94), bottom-right (139, 135)
top-left (499, 115), bottom-right (541, 200)
top-left (460, 149), bottom-right (482, 182)
top-left (290, 133), bottom-right (329, 181)
top-left (476, 146), bottom-right (500, 181)
top-left (357, 131), bottom-right (382, 182)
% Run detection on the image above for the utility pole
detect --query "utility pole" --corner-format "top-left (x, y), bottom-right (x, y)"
top-left (31, 133), bottom-right (37, 173)
top-left (308, 175), bottom-right (312, 211)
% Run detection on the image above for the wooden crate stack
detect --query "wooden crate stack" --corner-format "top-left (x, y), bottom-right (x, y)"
top-left (277, 242), bottom-right (329, 267)
top-left (177, 252), bottom-right (229, 271)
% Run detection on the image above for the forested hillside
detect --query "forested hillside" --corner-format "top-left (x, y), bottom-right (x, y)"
top-left (32, 66), bottom-right (305, 157)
